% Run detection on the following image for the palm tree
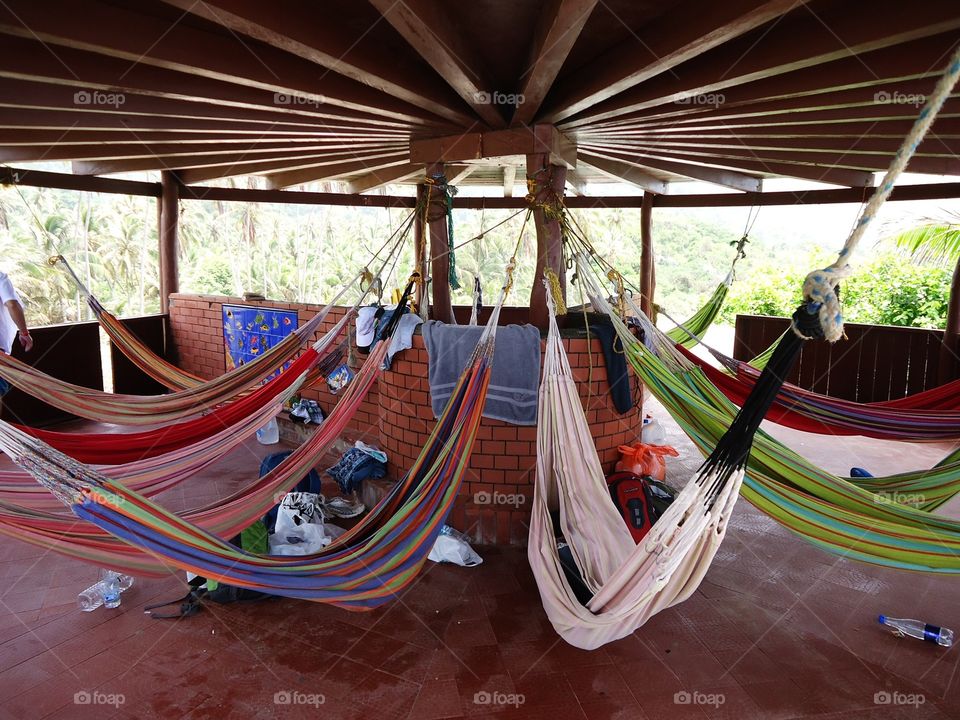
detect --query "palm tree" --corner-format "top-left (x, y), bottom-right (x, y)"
top-left (891, 212), bottom-right (960, 382)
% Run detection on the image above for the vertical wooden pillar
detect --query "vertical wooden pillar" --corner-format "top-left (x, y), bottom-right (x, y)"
top-left (527, 153), bottom-right (567, 330)
top-left (640, 191), bottom-right (655, 318)
top-left (938, 258), bottom-right (960, 383)
top-left (413, 183), bottom-right (427, 315)
top-left (425, 162), bottom-right (454, 324)
top-left (159, 170), bottom-right (180, 314)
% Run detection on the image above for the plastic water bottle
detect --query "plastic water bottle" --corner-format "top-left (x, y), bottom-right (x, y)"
top-left (879, 615), bottom-right (954, 647)
top-left (77, 570), bottom-right (135, 612)
top-left (256, 417), bottom-right (279, 444)
top-left (641, 418), bottom-right (667, 445)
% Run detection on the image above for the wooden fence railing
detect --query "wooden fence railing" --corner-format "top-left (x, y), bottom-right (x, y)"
top-left (733, 314), bottom-right (953, 403)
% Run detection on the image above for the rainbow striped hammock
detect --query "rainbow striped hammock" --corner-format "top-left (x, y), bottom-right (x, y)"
top-left (0, 279), bottom-right (357, 426)
top-left (0, 341), bottom-right (385, 575)
top-left (3, 285), bottom-right (512, 603)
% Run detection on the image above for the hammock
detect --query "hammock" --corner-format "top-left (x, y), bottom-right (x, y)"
top-left (15, 312), bottom-right (351, 464)
top-left (582, 256), bottom-right (960, 572)
top-left (529, 285), bottom-right (742, 649)
top-left (0, 280), bottom-right (356, 426)
top-left (675, 344), bottom-right (960, 441)
top-left (664, 278), bottom-right (730, 348)
top-left (0, 342), bottom-right (386, 575)
top-left (6, 248), bottom-right (525, 601)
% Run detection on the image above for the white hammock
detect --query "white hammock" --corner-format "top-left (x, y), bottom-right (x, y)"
top-left (528, 281), bottom-right (743, 650)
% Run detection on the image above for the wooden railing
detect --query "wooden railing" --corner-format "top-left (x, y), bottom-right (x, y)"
top-left (1, 314), bottom-right (169, 426)
top-left (733, 314), bottom-right (952, 403)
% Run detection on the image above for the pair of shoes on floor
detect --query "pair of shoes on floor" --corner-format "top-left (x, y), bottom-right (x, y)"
top-left (323, 495), bottom-right (365, 518)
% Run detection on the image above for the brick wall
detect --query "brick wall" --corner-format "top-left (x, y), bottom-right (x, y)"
top-left (167, 293), bottom-right (379, 436)
top-left (169, 294), bottom-right (643, 545)
top-left (381, 334), bottom-right (642, 546)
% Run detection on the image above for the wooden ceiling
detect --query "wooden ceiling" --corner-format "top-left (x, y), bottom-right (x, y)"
top-left (0, 0), bottom-right (958, 195)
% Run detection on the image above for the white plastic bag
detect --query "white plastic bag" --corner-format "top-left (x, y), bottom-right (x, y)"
top-left (269, 492), bottom-right (330, 555)
top-left (256, 417), bottom-right (279, 444)
top-left (428, 525), bottom-right (483, 567)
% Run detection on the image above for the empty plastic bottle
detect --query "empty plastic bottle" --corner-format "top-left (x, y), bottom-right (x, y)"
top-left (77, 570), bottom-right (135, 612)
top-left (879, 615), bottom-right (954, 647)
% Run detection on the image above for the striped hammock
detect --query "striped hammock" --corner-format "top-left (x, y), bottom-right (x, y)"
top-left (0, 282), bottom-right (356, 426)
top-left (14, 313), bottom-right (351, 464)
top-left (0, 342), bottom-right (385, 575)
top-left (675, 344), bottom-right (960, 441)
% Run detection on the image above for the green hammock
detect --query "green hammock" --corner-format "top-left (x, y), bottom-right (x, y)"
top-left (664, 279), bottom-right (730, 349)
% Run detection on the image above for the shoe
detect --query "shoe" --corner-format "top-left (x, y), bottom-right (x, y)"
top-left (323, 496), bottom-right (365, 519)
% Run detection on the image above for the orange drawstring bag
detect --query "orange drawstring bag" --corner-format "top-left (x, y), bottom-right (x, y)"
top-left (614, 443), bottom-right (679, 482)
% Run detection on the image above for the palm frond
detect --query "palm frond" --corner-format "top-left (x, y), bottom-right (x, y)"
top-left (891, 222), bottom-right (960, 266)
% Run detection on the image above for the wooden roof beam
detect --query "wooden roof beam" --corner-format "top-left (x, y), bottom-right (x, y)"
top-left (0, 129), bottom-right (400, 147)
top-left (572, 34), bottom-right (960, 128)
top-left (605, 147), bottom-right (875, 187)
top-left (157, 0), bottom-right (475, 127)
top-left (0, 140), bottom-right (406, 165)
top-left (581, 148), bottom-right (762, 192)
top-left (447, 165), bottom-right (476, 186)
top-left (347, 164), bottom-right (425, 194)
top-left (565, 170), bottom-right (588, 196)
top-left (578, 155), bottom-right (669, 194)
top-left (266, 156), bottom-right (412, 189)
top-left (561, 0), bottom-right (960, 127)
top-left (541, 0), bottom-right (801, 123)
top-left (410, 125), bottom-right (577, 167)
top-left (513, 0), bottom-right (598, 126)
top-left (369, 0), bottom-right (506, 128)
top-left (0, 34), bottom-right (416, 130)
top-left (0, 0), bottom-right (450, 128)
top-left (73, 147), bottom-right (406, 178)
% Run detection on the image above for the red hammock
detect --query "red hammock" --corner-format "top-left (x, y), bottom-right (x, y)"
top-left (19, 348), bottom-right (319, 464)
top-left (677, 344), bottom-right (960, 440)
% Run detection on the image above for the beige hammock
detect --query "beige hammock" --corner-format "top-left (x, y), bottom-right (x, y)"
top-left (528, 280), bottom-right (743, 650)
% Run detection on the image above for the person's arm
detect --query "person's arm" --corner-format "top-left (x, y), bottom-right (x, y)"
top-left (4, 300), bottom-right (32, 352)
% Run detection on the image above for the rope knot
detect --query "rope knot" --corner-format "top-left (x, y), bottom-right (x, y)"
top-left (799, 264), bottom-right (851, 342)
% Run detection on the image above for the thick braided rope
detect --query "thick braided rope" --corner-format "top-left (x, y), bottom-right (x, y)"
top-left (802, 44), bottom-right (960, 343)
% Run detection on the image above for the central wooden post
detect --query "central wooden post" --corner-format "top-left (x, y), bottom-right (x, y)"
top-left (640, 191), bottom-right (655, 318)
top-left (425, 162), bottom-right (455, 324)
top-left (158, 170), bottom-right (180, 313)
top-left (413, 182), bottom-right (427, 315)
top-left (527, 153), bottom-right (567, 330)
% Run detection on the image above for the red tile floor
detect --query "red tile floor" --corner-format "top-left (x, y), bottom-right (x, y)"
top-left (0, 412), bottom-right (958, 719)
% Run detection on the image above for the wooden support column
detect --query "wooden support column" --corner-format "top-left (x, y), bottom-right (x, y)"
top-left (938, 258), bottom-right (960, 384)
top-left (425, 162), bottom-right (454, 324)
top-left (640, 191), bottom-right (655, 318)
top-left (527, 154), bottom-right (567, 330)
top-left (158, 170), bottom-right (180, 313)
top-left (413, 182), bottom-right (427, 315)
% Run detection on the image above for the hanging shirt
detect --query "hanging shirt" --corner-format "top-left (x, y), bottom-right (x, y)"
top-left (0, 272), bottom-right (24, 354)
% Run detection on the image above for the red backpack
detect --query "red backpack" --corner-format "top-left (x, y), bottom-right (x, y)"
top-left (606, 471), bottom-right (663, 543)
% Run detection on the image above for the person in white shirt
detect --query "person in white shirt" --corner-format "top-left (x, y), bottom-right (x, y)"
top-left (0, 271), bottom-right (33, 355)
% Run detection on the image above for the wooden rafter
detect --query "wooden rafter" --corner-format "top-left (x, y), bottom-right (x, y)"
top-left (542, 0), bottom-right (802, 123)
top-left (578, 155), bottom-right (669, 194)
top-left (347, 164), bottom-right (425, 194)
top-left (560, 0), bottom-right (960, 127)
top-left (369, 0), bottom-right (506, 128)
top-left (157, 0), bottom-right (476, 127)
top-left (513, 0), bottom-right (598, 126)
top-left (265, 156), bottom-right (411, 189)
top-left (581, 148), bottom-right (762, 192)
